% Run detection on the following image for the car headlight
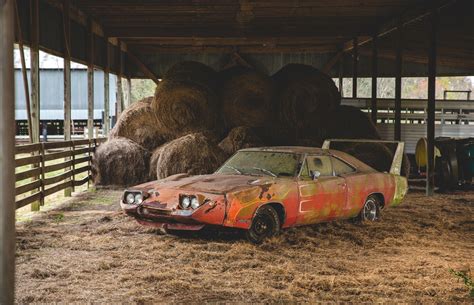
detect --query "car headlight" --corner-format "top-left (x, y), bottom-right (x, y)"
top-left (191, 197), bottom-right (200, 209)
top-left (181, 196), bottom-right (191, 209)
top-left (126, 193), bottom-right (135, 204)
top-left (135, 193), bottom-right (144, 204)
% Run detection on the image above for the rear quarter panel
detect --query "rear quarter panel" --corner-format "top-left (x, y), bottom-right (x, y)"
top-left (344, 172), bottom-right (399, 217)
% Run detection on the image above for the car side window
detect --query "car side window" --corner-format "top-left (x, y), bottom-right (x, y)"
top-left (299, 159), bottom-right (310, 178)
top-left (306, 156), bottom-right (333, 177)
top-left (332, 157), bottom-right (356, 175)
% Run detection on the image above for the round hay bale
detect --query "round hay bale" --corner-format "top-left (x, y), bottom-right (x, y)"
top-left (219, 67), bottom-right (275, 129)
top-left (325, 105), bottom-right (380, 140)
top-left (342, 142), bottom-right (394, 173)
top-left (163, 61), bottom-right (217, 89)
top-left (152, 75), bottom-right (220, 138)
top-left (109, 96), bottom-right (165, 151)
top-left (92, 137), bottom-right (151, 186)
top-left (148, 145), bottom-right (165, 180)
top-left (218, 126), bottom-right (265, 156)
top-left (156, 133), bottom-right (227, 179)
top-left (273, 64), bottom-right (341, 138)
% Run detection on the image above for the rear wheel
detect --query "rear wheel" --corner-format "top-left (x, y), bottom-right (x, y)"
top-left (246, 205), bottom-right (281, 244)
top-left (358, 195), bottom-right (381, 222)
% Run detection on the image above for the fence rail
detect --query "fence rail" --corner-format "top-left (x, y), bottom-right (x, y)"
top-left (15, 138), bottom-right (106, 210)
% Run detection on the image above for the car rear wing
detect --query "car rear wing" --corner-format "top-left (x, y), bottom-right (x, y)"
top-left (322, 139), bottom-right (405, 176)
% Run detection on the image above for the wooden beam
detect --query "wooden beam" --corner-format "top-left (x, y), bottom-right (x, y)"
top-left (352, 37), bottom-right (358, 98)
top-left (104, 38), bottom-right (110, 135)
top-left (338, 49), bottom-right (343, 95)
top-left (426, 9), bottom-right (438, 196)
top-left (394, 21), bottom-right (402, 141)
top-left (87, 17), bottom-right (94, 139)
top-left (0, 1), bottom-right (16, 303)
top-left (126, 51), bottom-right (160, 85)
top-left (322, 51), bottom-right (344, 74)
top-left (371, 32), bottom-right (378, 124)
top-left (29, 0), bottom-right (40, 144)
top-left (14, 0), bottom-right (32, 143)
top-left (62, 0), bottom-right (72, 196)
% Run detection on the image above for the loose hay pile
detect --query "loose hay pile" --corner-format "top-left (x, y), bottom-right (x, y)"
top-left (155, 133), bottom-right (227, 179)
top-left (92, 137), bottom-right (150, 186)
top-left (108, 97), bottom-right (164, 151)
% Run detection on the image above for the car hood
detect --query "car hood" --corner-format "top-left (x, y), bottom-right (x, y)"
top-left (132, 173), bottom-right (281, 195)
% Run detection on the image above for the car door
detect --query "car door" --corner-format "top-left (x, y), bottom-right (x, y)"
top-left (296, 155), bottom-right (347, 225)
top-left (330, 156), bottom-right (359, 218)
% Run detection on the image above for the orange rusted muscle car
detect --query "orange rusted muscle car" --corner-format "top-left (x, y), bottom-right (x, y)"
top-left (121, 140), bottom-right (408, 243)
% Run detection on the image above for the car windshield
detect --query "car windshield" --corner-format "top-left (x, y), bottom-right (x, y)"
top-left (216, 151), bottom-right (301, 177)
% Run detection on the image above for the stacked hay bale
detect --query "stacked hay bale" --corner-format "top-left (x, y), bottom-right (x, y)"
top-left (273, 64), bottom-right (341, 142)
top-left (218, 126), bottom-right (265, 156)
top-left (152, 61), bottom-right (222, 139)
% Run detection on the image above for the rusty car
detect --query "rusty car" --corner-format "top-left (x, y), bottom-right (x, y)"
top-left (121, 140), bottom-right (408, 243)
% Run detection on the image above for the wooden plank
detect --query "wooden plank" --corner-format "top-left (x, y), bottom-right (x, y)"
top-left (352, 37), bottom-right (358, 98)
top-left (73, 146), bottom-right (94, 156)
top-left (15, 180), bottom-right (41, 196)
top-left (43, 150), bottom-right (74, 162)
top-left (43, 159), bottom-right (74, 174)
top-left (116, 40), bottom-right (124, 118)
top-left (74, 175), bottom-right (91, 187)
top-left (426, 9), bottom-right (438, 196)
top-left (16, 192), bottom-right (42, 210)
top-left (43, 170), bottom-right (74, 186)
top-left (44, 180), bottom-right (73, 197)
top-left (15, 167), bottom-right (42, 182)
top-left (15, 143), bottom-right (42, 154)
top-left (15, 155), bottom-right (42, 167)
top-left (74, 155), bottom-right (91, 165)
top-left (126, 51), bottom-right (160, 84)
top-left (43, 140), bottom-right (72, 150)
top-left (104, 38), bottom-right (111, 135)
top-left (73, 139), bottom-right (91, 146)
top-left (74, 165), bottom-right (91, 175)
top-left (394, 21), bottom-right (402, 141)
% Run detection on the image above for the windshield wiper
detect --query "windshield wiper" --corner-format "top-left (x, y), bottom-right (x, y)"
top-left (252, 167), bottom-right (277, 177)
top-left (223, 165), bottom-right (242, 175)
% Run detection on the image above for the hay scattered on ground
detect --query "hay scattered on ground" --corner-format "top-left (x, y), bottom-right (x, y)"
top-left (273, 64), bottom-right (341, 139)
top-left (91, 137), bottom-right (151, 186)
top-left (156, 132), bottom-right (227, 179)
top-left (109, 97), bottom-right (165, 151)
top-left (219, 67), bottom-right (275, 129)
top-left (218, 126), bottom-right (265, 155)
top-left (15, 189), bottom-right (474, 303)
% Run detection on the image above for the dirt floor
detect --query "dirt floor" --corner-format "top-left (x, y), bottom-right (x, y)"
top-left (15, 188), bottom-right (473, 303)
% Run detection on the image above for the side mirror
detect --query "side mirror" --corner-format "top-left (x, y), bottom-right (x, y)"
top-left (310, 170), bottom-right (321, 180)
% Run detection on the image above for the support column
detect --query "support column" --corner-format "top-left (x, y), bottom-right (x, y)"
top-left (426, 10), bottom-right (438, 196)
top-left (63, 0), bottom-right (72, 196)
top-left (338, 53), bottom-right (343, 96)
top-left (29, 0), bottom-right (40, 143)
top-left (104, 38), bottom-right (110, 135)
top-left (87, 18), bottom-right (94, 139)
top-left (371, 33), bottom-right (378, 124)
top-left (352, 37), bottom-right (358, 98)
top-left (394, 21), bottom-right (403, 141)
top-left (116, 40), bottom-right (124, 117)
top-left (0, 0), bottom-right (16, 303)
top-left (127, 77), bottom-right (132, 106)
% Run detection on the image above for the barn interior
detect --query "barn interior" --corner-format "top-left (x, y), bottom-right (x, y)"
top-left (1, 0), bottom-right (473, 302)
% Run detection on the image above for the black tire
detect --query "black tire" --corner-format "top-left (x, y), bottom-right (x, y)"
top-left (246, 205), bottom-right (281, 244)
top-left (357, 195), bottom-right (381, 223)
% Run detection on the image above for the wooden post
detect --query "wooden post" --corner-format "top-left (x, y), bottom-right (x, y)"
top-left (29, 0), bottom-right (40, 143)
top-left (29, 0), bottom-right (40, 211)
top-left (104, 38), bottom-right (110, 135)
top-left (87, 18), bottom-right (94, 139)
top-left (338, 52), bottom-right (343, 96)
top-left (394, 21), bottom-right (403, 141)
top-left (127, 77), bottom-right (132, 106)
top-left (352, 37), bottom-right (358, 98)
top-left (371, 33), bottom-right (378, 124)
top-left (426, 10), bottom-right (438, 196)
top-left (14, 0), bottom-right (32, 142)
top-left (63, 0), bottom-right (72, 196)
top-left (0, 0), bottom-right (16, 303)
top-left (116, 41), bottom-right (124, 117)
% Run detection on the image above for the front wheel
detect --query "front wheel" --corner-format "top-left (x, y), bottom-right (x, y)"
top-left (246, 205), bottom-right (281, 244)
top-left (357, 195), bottom-right (381, 222)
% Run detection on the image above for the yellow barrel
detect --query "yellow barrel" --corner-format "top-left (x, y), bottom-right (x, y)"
top-left (415, 137), bottom-right (441, 168)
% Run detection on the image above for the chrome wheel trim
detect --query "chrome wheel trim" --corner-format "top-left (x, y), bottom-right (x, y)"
top-left (363, 199), bottom-right (378, 221)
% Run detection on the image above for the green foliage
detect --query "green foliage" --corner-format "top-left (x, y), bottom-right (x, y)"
top-left (131, 79), bottom-right (157, 102)
top-left (450, 268), bottom-right (474, 298)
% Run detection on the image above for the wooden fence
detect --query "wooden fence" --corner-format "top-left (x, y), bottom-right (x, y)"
top-left (15, 138), bottom-right (107, 210)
